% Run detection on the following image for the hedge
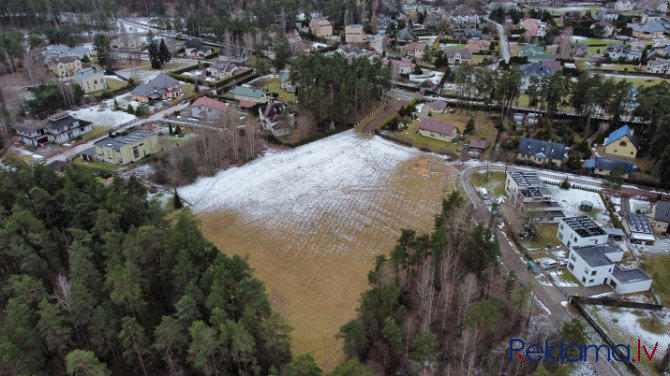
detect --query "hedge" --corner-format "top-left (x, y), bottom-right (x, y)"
top-left (167, 72), bottom-right (215, 87)
top-left (97, 81), bottom-right (138, 99)
top-left (214, 69), bottom-right (255, 89)
top-left (600, 191), bottom-right (623, 229)
top-left (172, 64), bottom-right (201, 75)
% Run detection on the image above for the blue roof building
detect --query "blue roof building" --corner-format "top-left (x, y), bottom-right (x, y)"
top-left (585, 156), bottom-right (634, 177)
top-left (517, 138), bottom-right (566, 166)
top-left (604, 125), bottom-right (638, 160)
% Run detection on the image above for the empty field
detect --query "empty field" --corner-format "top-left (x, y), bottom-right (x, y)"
top-left (181, 131), bottom-right (459, 370)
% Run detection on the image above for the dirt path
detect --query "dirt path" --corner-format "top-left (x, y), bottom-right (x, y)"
top-left (360, 99), bottom-right (408, 135)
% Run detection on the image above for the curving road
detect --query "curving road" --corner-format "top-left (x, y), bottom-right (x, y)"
top-left (460, 163), bottom-right (621, 376)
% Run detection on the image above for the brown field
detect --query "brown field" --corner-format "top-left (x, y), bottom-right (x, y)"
top-left (199, 154), bottom-right (459, 370)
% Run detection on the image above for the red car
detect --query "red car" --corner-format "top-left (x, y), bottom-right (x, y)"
top-left (38, 143), bottom-right (47, 149)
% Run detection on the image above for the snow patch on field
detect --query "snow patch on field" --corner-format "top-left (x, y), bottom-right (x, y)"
top-left (69, 104), bottom-right (136, 128)
top-left (180, 131), bottom-right (423, 245)
top-left (588, 306), bottom-right (670, 349)
top-left (630, 198), bottom-right (652, 214)
top-left (547, 185), bottom-right (609, 223)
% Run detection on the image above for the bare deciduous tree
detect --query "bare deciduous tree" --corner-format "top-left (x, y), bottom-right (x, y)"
top-left (456, 273), bottom-right (478, 335)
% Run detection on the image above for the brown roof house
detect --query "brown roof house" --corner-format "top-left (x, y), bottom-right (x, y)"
top-left (131, 73), bottom-right (183, 103)
top-left (418, 118), bottom-right (459, 142)
top-left (188, 97), bottom-right (229, 121)
top-left (405, 42), bottom-right (426, 59)
top-left (468, 139), bottom-right (487, 154)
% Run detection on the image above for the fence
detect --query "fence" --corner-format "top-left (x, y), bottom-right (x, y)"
top-left (570, 296), bottom-right (642, 375)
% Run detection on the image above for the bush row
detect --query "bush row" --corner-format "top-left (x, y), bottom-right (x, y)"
top-left (167, 72), bottom-right (215, 87)
top-left (600, 191), bottom-right (623, 229)
top-left (98, 80), bottom-right (139, 100)
top-left (214, 69), bottom-right (255, 89)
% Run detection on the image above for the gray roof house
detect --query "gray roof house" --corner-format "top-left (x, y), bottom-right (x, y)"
top-left (651, 201), bottom-right (670, 234)
top-left (517, 138), bottom-right (566, 166)
top-left (130, 73), bottom-right (182, 103)
top-left (519, 62), bottom-right (556, 91)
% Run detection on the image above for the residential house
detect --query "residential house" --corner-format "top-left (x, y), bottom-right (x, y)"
top-left (13, 112), bottom-right (92, 147)
top-left (519, 62), bottom-right (555, 91)
top-left (609, 267), bottom-right (653, 294)
top-left (396, 28), bottom-right (416, 42)
top-left (615, 0), bottom-right (635, 11)
top-left (567, 243), bottom-right (622, 286)
top-left (405, 42), bottom-right (426, 59)
top-left (377, 17), bottom-right (397, 30)
top-left (111, 33), bottom-right (145, 50)
top-left (259, 101), bottom-right (293, 137)
top-left (232, 86), bottom-right (270, 103)
top-left (650, 201), bottom-right (670, 234)
top-left (593, 20), bottom-right (615, 38)
top-left (430, 100), bottom-right (448, 113)
top-left (599, 9), bottom-right (620, 22)
top-left (465, 39), bottom-right (491, 53)
top-left (622, 213), bottom-right (655, 245)
top-left (131, 73), bottom-right (182, 103)
top-left (572, 43), bottom-right (588, 57)
top-left (449, 13), bottom-right (481, 27)
top-left (93, 131), bottom-right (161, 165)
top-left (604, 125), bottom-right (638, 160)
top-left (523, 18), bottom-right (547, 39)
top-left (560, 11), bottom-right (586, 24)
top-left (628, 22), bottom-right (665, 38)
top-left (48, 56), bottom-right (83, 77)
top-left (281, 71), bottom-right (296, 93)
top-left (290, 39), bottom-right (314, 56)
top-left (417, 118), bottom-right (459, 142)
top-left (505, 171), bottom-right (565, 222)
top-left (518, 44), bottom-right (556, 62)
top-left (584, 156), bottom-right (634, 178)
top-left (467, 139), bottom-right (487, 154)
top-left (389, 59), bottom-right (416, 78)
top-left (557, 216), bottom-right (609, 249)
top-left (184, 38), bottom-right (213, 57)
top-left (73, 69), bottom-right (107, 93)
top-left (309, 17), bottom-right (333, 37)
top-left (209, 61), bottom-right (241, 80)
top-left (516, 138), bottom-right (566, 166)
top-left (642, 13), bottom-right (665, 24)
top-left (454, 30), bottom-right (486, 41)
top-left (335, 44), bottom-right (372, 61)
top-left (345, 24), bottom-right (366, 43)
top-left (188, 97), bottom-right (228, 121)
top-left (605, 44), bottom-right (642, 60)
top-left (445, 48), bottom-right (472, 65)
top-left (219, 45), bottom-right (249, 63)
top-left (45, 44), bottom-right (90, 61)
top-left (646, 57), bottom-right (670, 73)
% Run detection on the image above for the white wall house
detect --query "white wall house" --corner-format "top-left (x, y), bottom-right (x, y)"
top-left (609, 267), bottom-right (653, 294)
top-left (567, 243), bottom-right (619, 287)
top-left (557, 216), bottom-right (609, 249)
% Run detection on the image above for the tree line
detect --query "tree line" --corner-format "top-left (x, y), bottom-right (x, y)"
top-left (290, 54), bottom-right (392, 128)
top-left (336, 191), bottom-right (587, 375)
top-left (0, 160), bottom-right (296, 375)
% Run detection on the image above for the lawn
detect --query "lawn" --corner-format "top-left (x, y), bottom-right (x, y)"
top-left (394, 119), bottom-right (461, 154)
top-left (264, 78), bottom-right (297, 103)
top-left (72, 158), bottom-right (122, 172)
top-left (470, 171), bottom-right (506, 197)
top-left (81, 125), bottom-right (108, 141)
top-left (430, 111), bottom-right (499, 147)
top-left (182, 83), bottom-right (195, 97)
top-left (640, 253), bottom-right (670, 306)
top-left (522, 223), bottom-right (562, 251)
top-left (105, 78), bottom-right (126, 91)
top-left (609, 77), bottom-right (663, 88)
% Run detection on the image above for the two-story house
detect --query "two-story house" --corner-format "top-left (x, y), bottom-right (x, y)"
top-left (188, 97), bottom-right (228, 121)
top-left (516, 138), bottom-right (566, 166)
top-left (259, 101), bottom-right (294, 137)
top-left (309, 17), bottom-right (333, 37)
top-left (445, 48), bottom-right (472, 65)
top-left (232, 86), bottom-right (270, 103)
top-left (646, 58), bottom-right (670, 74)
top-left (504, 171), bottom-right (565, 223)
top-left (345, 24), bottom-right (366, 43)
top-left (404, 42), bottom-right (426, 59)
top-left (93, 131), bottom-right (161, 165)
top-left (130, 73), bottom-right (183, 103)
top-left (73, 69), bottom-right (107, 93)
top-left (622, 212), bottom-right (655, 245)
top-left (604, 125), bottom-right (638, 160)
top-left (48, 56), bottom-right (83, 77)
top-left (650, 201), bottom-right (670, 234)
top-left (557, 216), bottom-right (609, 249)
top-left (13, 112), bottom-right (92, 147)
top-left (209, 61), bottom-right (241, 80)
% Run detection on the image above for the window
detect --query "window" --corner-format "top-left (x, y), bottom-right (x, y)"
top-left (594, 239), bottom-right (598, 244)
top-left (582, 276), bottom-right (586, 283)
top-left (133, 146), bottom-right (140, 158)
top-left (589, 279), bottom-right (594, 283)
top-left (609, 268), bottom-right (612, 272)
top-left (584, 268), bottom-right (589, 274)
top-left (568, 263), bottom-right (574, 271)
top-left (560, 224), bottom-right (564, 230)
top-left (619, 141), bottom-right (627, 147)
top-left (591, 270), bottom-right (597, 276)
top-left (570, 254), bottom-right (576, 261)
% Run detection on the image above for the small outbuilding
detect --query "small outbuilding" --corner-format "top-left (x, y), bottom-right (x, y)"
top-left (580, 200), bottom-right (593, 212)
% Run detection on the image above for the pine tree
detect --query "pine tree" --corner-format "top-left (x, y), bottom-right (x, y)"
top-left (113, 99), bottom-right (120, 111)
top-left (173, 190), bottom-right (183, 209)
top-left (126, 104), bottom-right (135, 114)
top-left (560, 177), bottom-right (570, 190)
top-left (169, 124), bottom-right (174, 135)
top-left (194, 82), bottom-right (200, 93)
top-left (174, 124), bottom-right (182, 135)
top-left (159, 39), bottom-right (171, 65)
top-left (465, 118), bottom-right (475, 134)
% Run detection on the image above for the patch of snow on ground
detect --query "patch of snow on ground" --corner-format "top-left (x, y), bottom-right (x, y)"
top-left (632, 235), bottom-right (670, 254)
top-left (590, 292), bottom-right (614, 298)
top-left (630, 198), bottom-right (652, 214)
top-left (70, 104), bottom-right (136, 128)
top-left (180, 130), bottom-right (419, 225)
top-left (536, 275), bottom-right (553, 287)
top-left (549, 270), bottom-right (579, 287)
top-left (547, 185), bottom-right (609, 223)
top-left (561, 301), bottom-right (568, 307)
top-left (590, 306), bottom-right (670, 349)
top-left (535, 296), bottom-right (552, 316)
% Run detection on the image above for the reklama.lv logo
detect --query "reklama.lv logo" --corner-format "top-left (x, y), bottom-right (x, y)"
top-left (510, 339), bottom-right (660, 363)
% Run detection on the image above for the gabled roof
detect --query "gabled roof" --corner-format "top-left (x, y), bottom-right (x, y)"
top-left (655, 201), bottom-right (670, 223)
top-left (232, 86), bottom-right (266, 99)
top-left (73, 68), bottom-right (104, 80)
top-left (281, 71), bottom-right (291, 83)
top-left (445, 48), bottom-right (472, 59)
top-left (517, 138), bottom-right (566, 160)
top-left (469, 139), bottom-right (487, 149)
top-left (587, 156), bottom-right (634, 174)
top-left (396, 28), bottom-right (416, 42)
top-left (184, 38), bottom-right (203, 49)
top-left (519, 62), bottom-right (555, 79)
top-left (131, 73), bottom-right (180, 98)
top-left (405, 42), bottom-right (426, 52)
top-left (605, 124), bottom-right (637, 149)
top-left (418, 118), bottom-right (458, 136)
top-left (189, 97), bottom-right (228, 113)
top-left (430, 100), bottom-right (447, 111)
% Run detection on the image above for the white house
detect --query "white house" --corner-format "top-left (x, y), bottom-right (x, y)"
top-left (646, 58), bottom-right (670, 74)
top-left (188, 97), bottom-right (228, 121)
top-left (567, 243), bottom-right (622, 287)
top-left (557, 216), bottom-right (609, 249)
top-left (622, 213), bottom-right (655, 245)
top-left (609, 267), bottom-right (653, 294)
top-left (504, 171), bottom-right (565, 223)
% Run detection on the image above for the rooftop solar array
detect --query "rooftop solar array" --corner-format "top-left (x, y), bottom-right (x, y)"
top-left (625, 213), bottom-right (653, 234)
top-left (563, 216), bottom-right (606, 237)
top-left (509, 171), bottom-right (544, 187)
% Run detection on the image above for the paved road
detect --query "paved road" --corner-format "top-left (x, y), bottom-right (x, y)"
top-left (460, 163), bottom-right (621, 376)
top-left (493, 21), bottom-right (510, 64)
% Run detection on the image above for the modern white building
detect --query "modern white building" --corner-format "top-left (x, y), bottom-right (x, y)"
top-left (567, 243), bottom-right (622, 287)
top-left (504, 171), bottom-right (565, 223)
top-left (557, 216), bottom-right (608, 249)
top-left (622, 213), bottom-right (655, 245)
top-left (609, 267), bottom-right (653, 294)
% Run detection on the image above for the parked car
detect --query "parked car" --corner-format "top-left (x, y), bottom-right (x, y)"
top-left (180, 99), bottom-right (189, 105)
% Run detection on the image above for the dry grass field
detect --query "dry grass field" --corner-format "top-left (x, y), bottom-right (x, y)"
top-left (185, 132), bottom-right (459, 370)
